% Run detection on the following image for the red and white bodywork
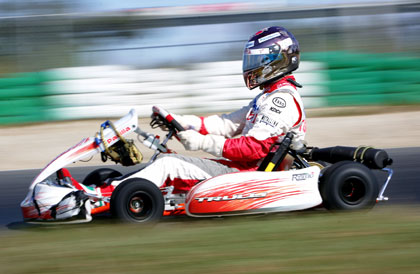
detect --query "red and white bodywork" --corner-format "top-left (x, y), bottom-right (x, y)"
top-left (186, 166), bottom-right (322, 217)
top-left (30, 109), bottom-right (138, 188)
top-left (21, 109), bottom-right (138, 222)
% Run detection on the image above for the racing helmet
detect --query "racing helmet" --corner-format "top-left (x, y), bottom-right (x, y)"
top-left (243, 26), bottom-right (300, 90)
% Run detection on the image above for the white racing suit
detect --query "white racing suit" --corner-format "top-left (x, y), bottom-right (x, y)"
top-left (111, 75), bottom-right (306, 193)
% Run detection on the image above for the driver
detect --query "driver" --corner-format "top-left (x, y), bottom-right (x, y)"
top-left (113, 26), bottom-right (306, 193)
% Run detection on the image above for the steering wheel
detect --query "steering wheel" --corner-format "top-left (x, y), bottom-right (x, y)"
top-left (151, 106), bottom-right (185, 132)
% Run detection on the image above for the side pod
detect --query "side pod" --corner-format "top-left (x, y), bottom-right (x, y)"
top-left (186, 166), bottom-right (322, 217)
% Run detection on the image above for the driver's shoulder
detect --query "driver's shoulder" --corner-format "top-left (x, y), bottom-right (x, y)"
top-left (260, 88), bottom-right (296, 107)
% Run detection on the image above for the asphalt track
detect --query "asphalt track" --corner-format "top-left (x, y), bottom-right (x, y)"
top-left (1, 147), bottom-right (419, 228)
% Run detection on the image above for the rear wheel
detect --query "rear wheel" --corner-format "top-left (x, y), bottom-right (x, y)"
top-left (320, 161), bottom-right (379, 210)
top-left (111, 178), bottom-right (164, 223)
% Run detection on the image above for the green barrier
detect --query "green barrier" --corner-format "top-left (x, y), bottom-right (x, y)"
top-left (0, 98), bottom-right (45, 116)
top-left (304, 51), bottom-right (420, 107)
top-left (375, 70), bottom-right (420, 83)
top-left (304, 51), bottom-right (373, 69)
top-left (328, 80), bottom-right (388, 94)
top-left (326, 93), bottom-right (386, 106)
top-left (383, 89), bottom-right (420, 104)
top-left (0, 86), bottom-right (46, 99)
top-left (326, 68), bottom-right (369, 80)
top-left (1, 53), bottom-right (420, 125)
top-left (404, 92), bottom-right (420, 103)
top-left (0, 71), bottom-right (51, 125)
top-left (0, 72), bottom-right (47, 88)
top-left (366, 56), bottom-right (420, 71)
top-left (0, 113), bottom-right (48, 125)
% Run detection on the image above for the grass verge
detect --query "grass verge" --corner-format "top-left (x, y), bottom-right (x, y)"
top-left (1, 206), bottom-right (420, 273)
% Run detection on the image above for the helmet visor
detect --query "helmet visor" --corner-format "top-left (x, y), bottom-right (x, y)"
top-left (242, 47), bottom-right (283, 72)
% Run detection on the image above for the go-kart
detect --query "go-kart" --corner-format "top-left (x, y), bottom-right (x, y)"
top-left (21, 107), bottom-right (394, 224)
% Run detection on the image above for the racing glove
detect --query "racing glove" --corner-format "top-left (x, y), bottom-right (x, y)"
top-left (177, 130), bottom-right (225, 157)
top-left (171, 114), bottom-right (202, 131)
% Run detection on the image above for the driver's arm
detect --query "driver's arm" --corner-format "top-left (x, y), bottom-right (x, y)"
top-left (173, 103), bottom-right (250, 138)
top-left (178, 91), bottom-right (303, 160)
top-left (222, 91), bottom-right (303, 161)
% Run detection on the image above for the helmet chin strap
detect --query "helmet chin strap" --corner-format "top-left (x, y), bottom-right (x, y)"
top-left (286, 78), bottom-right (303, 88)
top-left (261, 74), bottom-right (303, 91)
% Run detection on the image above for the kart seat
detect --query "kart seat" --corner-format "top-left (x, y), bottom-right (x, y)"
top-left (257, 132), bottom-right (294, 172)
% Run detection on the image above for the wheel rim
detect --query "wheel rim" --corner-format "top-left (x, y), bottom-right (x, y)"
top-left (339, 177), bottom-right (366, 205)
top-left (126, 191), bottom-right (153, 221)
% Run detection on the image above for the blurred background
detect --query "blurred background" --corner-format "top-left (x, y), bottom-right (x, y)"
top-left (1, 0), bottom-right (420, 124)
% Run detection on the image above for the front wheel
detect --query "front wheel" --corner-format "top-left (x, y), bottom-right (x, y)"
top-left (319, 161), bottom-right (379, 210)
top-left (111, 178), bottom-right (164, 223)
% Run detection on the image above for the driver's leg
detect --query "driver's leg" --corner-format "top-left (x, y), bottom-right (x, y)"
top-left (111, 154), bottom-right (238, 192)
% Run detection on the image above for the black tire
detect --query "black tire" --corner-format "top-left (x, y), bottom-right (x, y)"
top-left (111, 178), bottom-right (164, 223)
top-left (82, 168), bottom-right (122, 187)
top-left (319, 161), bottom-right (379, 210)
